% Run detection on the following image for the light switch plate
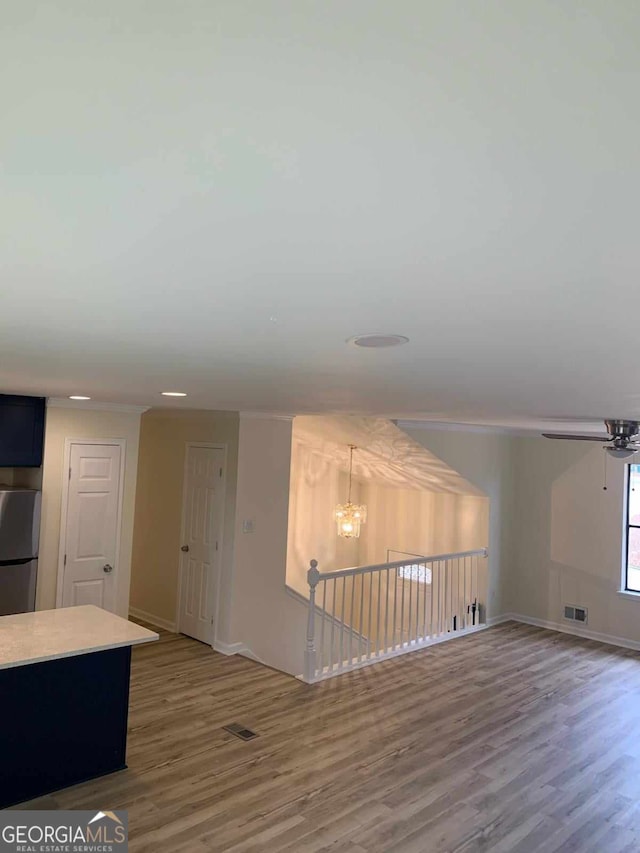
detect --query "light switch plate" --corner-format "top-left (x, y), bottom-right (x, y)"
top-left (242, 519), bottom-right (255, 534)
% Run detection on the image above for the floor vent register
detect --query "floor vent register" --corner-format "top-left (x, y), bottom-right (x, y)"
top-left (223, 723), bottom-right (258, 741)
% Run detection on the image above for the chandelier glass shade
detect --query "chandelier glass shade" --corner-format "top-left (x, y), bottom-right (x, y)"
top-left (335, 445), bottom-right (367, 539)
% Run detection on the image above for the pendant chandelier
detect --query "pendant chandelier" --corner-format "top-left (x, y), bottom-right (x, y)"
top-left (335, 445), bottom-right (367, 538)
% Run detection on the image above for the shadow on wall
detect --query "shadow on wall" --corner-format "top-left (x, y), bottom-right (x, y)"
top-left (286, 439), bottom-right (361, 596)
top-left (286, 428), bottom-right (489, 601)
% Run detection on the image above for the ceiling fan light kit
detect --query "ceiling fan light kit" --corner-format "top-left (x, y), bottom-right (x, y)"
top-left (543, 419), bottom-right (640, 459)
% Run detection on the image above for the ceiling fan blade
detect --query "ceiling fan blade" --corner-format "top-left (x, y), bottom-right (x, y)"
top-left (542, 433), bottom-right (611, 442)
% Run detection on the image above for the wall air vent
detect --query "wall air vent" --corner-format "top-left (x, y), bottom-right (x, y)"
top-left (564, 604), bottom-right (587, 624)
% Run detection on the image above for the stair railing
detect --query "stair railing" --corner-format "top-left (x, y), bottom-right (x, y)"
top-left (304, 548), bottom-right (488, 682)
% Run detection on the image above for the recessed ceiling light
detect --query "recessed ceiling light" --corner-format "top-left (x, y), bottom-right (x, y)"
top-left (69, 395), bottom-right (91, 401)
top-left (161, 391), bottom-right (187, 397)
top-left (348, 334), bottom-right (410, 348)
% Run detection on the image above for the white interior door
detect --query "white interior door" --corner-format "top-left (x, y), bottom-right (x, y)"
top-left (60, 442), bottom-right (123, 612)
top-left (178, 445), bottom-right (225, 644)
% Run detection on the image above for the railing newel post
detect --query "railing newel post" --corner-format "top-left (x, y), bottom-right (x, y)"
top-left (305, 559), bottom-right (321, 682)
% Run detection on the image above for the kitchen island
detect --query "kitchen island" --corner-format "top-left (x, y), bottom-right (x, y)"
top-left (0, 605), bottom-right (158, 808)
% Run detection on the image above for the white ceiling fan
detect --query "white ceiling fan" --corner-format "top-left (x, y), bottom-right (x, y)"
top-left (543, 419), bottom-right (640, 459)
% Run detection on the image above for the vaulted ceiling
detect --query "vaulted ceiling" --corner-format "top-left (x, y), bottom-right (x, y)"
top-left (293, 416), bottom-right (484, 496)
top-left (3, 3), bottom-right (640, 427)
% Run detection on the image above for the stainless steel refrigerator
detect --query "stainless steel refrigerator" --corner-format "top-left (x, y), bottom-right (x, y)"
top-left (0, 486), bottom-right (41, 616)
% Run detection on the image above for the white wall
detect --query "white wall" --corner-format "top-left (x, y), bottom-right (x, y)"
top-left (358, 481), bottom-right (488, 567)
top-left (510, 436), bottom-right (640, 643)
top-left (401, 425), bottom-right (516, 620)
top-left (37, 403), bottom-right (143, 617)
top-left (286, 437), bottom-right (361, 595)
top-left (227, 414), bottom-right (309, 675)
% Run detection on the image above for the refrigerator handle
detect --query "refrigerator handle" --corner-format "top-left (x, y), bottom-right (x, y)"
top-left (32, 492), bottom-right (42, 558)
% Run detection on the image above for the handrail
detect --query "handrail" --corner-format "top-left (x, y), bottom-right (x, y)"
top-left (315, 548), bottom-right (488, 581)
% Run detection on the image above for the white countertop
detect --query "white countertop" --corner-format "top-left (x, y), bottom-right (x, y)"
top-left (0, 605), bottom-right (158, 670)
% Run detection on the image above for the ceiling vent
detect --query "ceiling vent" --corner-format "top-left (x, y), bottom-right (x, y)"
top-left (349, 334), bottom-right (409, 348)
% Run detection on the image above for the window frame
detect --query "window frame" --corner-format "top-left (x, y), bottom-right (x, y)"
top-left (625, 464), bottom-right (640, 592)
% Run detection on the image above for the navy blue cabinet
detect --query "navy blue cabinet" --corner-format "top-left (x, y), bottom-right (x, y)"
top-left (0, 394), bottom-right (46, 467)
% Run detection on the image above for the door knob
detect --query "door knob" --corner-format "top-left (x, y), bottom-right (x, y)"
top-left (103, 563), bottom-right (113, 573)
top-left (181, 545), bottom-right (189, 552)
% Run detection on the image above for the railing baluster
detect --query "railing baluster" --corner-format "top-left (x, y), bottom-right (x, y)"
top-left (420, 562), bottom-right (425, 639)
top-left (375, 571), bottom-right (381, 658)
top-left (422, 562), bottom-right (428, 639)
top-left (330, 578), bottom-right (337, 671)
top-left (463, 556), bottom-right (467, 629)
top-left (430, 562), bottom-right (435, 638)
top-left (416, 563), bottom-right (427, 640)
top-left (466, 558), bottom-right (470, 623)
top-left (358, 573), bottom-right (365, 662)
top-left (473, 561), bottom-right (478, 624)
top-left (413, 566), bottom-right (421, 643)
top-left (408, 569), bottom-right (413, 644)
top-left (416, 565), bottom-right (420, 640)
top-left (339, 576), bottom-right (346, 671)
top-left (440, 560), bottom-right (444, 635)
top-left (453, 558), bottom-right (457, 631)
top-left (392, 568), bottom-right (398, 649)
top-left (451, 559), bottom-right (455, 632)
top-left (450, 559), bottom-right (454, 632)
top-left (451, 558), bottom-right (455, 632)
top-left (400, 569), bottom-right (405, 647)
top-left (349, 575), bottom-right (355, 665)
top-left (437, 561), bottom-right (440, 635)
top-left (384, 568), bottom-right (389, 654)
top-left (318, 579), bottom-right (327, 675)
top-left (367, 570), bottom-right (373, 660)
top-left (459, 558), bottom-right (462, 630)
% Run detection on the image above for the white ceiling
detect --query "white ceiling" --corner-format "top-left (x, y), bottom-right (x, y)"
top-left (3, 3), bottom-right (640, 427)
top-left (293, 415), bottom-right (484, 496)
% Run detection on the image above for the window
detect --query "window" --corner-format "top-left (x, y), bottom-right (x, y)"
top-left (397, 564), bottom-right (432, 584)
top-left (625, 464), bottom-right (640, 591)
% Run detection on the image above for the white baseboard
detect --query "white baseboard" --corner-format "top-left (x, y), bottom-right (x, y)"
top-left (128, 606), bottom-right (176, 633)
top-left (213, 640), bottom-right (246, 656)
top-left (238, 647), bottom-right (266, 665)
top-left (213, 639), bottom-right (265, 664)
top-left (486, 613), bottom-right (513, 627)
top-left (499, 611), bottom-right (640, 653)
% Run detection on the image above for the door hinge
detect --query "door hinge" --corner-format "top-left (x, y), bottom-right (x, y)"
top-left (64, 554), bottom-right (67, 567)
top-left (219, 467), bottom-right (223, 477)
top-left (68, 468), bottom-right (71, 480)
